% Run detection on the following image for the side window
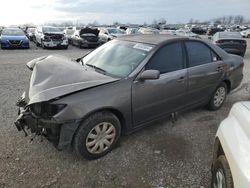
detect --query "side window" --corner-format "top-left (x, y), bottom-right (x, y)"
top-left (185, 41), bottom-right (212, 67)
top-left (146, 42), bottom-right (184, 74)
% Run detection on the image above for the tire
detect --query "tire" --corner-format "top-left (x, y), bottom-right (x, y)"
top-left (41, 40), bottom-right (46, 49)
top-left (207, 82), bottom-right (228, 111)
top-left (73, 111), bottom-right (121, 160)
top-left (211, 155), bottom-right (234, 188)
top-left (35, 39), bottom-right (39, 47)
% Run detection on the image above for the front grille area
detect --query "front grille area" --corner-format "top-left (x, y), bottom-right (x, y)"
top-left (9, 40), bottom-right (21, 45)
top-left (49, 34), bottom-right (63, 40)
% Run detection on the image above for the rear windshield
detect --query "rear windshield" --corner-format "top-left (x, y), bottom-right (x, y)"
top-left (219, 32), bottom-right (242, 39)
top-left (2, 29), bottom-right (24, 36)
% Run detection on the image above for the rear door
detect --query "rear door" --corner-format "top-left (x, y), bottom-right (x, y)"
top-left (185, 40), bottom-right (226, 106)
top-left (132, 42), bottom-right (188, 126)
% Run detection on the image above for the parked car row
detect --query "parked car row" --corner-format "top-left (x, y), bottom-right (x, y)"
top-left (0, 26), bottom-right (248, 60)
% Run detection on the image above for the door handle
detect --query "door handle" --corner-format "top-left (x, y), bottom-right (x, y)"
top-left (177, 76), bottom-right (185, 82)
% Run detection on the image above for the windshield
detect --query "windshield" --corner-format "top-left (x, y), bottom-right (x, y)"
top-left (66, 30), bottom-right (75, 35)
top-left (82, 40), bottom-right (154, 78)
top-left (107, 28), bottom-right (123, 34)
top-left (27, 28), bottom-right (35, 32)
top-left (42, 27), bottom-right (61, 33)
top-left (220, 32), bottom-right (242, 39)
top-left (2, 29), bottom-right (24, 36)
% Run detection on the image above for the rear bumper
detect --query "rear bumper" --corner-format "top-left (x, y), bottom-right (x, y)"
top-left (14, 94), bottom-right (80, 150)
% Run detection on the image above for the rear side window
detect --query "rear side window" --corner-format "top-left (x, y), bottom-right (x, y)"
top-left (185, 41), bottom-right (212, 67)
top-left (146, 42), bottom-right (184, 74)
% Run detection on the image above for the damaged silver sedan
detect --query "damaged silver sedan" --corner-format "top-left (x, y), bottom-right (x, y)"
top-left (15, 35), bottom-right (244, 159)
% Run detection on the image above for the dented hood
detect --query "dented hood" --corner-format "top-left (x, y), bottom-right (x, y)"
top-left (27, 55), bottom-right (118, 104)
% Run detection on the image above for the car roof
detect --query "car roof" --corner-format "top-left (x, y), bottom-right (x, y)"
top-left (118, 34), bottom-right (187, 45)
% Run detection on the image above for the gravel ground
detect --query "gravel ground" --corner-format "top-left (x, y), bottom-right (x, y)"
top-left (0, 40), bottom-right (249, 188)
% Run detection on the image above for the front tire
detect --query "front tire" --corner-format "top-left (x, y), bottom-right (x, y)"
top-left (211, 155), bottom-right (234, 188)
top-left (41, 40), bottom-right (46, 49)
top-left (73, 111), bottom-right (121, 160)
top-left (208, 82), bottom-right (227, 110)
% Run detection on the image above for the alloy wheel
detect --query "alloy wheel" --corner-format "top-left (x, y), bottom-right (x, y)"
top-left (213, 169), bottom-right (226, 188)
top-left (214, 87), bottom-right (226, 107)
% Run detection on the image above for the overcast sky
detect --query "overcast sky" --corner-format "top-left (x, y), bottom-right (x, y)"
top-left (0, 0), bottom-right (250, 26)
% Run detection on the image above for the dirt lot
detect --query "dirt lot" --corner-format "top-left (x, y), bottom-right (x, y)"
top-left (0, 40), bottom-right (249, 188)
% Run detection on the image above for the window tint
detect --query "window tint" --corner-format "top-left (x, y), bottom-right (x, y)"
top-left (146, 42), bottom-right (184, 74)
top-left (186, 41), bottom-right (212, 67)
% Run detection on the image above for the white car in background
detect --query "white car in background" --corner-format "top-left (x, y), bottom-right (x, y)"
top-left (126, 28), bottom-right (140, 35)
top-left (240, 29), bottom-right (250, 38)
top-left (138, 27), bottom-right (159, 34)
top-left (160, 29), bottom-right (176, 35)
top-left (99, 27), bottom-right (125, 42)
top-left (64, 28), bottom-right (75, 44)
top-left (34, 26), bottom-right (68, 49)
top-left (211, 102), bottom-right (250, 188)
top-left (175, 29), bottom-right (200, 38)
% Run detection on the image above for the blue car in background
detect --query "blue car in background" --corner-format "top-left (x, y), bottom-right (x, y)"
top-left (0, 28), bottom-right (29, 49)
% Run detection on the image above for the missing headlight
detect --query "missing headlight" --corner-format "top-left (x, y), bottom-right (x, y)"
top-left (29, 102), bottom-right (66, 118)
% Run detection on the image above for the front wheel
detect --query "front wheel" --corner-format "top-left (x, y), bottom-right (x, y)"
top-left (208, 82), bottom-right (227, 110)
top-left (41, 40), bottom-right (46, 49)
top-left (73, 111), bottom-right (121, 160)
top-left (211, 155), bottom-right (234, 188)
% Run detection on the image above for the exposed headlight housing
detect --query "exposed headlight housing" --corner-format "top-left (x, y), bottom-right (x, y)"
top-left (43, 35), bottom-right (51, 42)
top-left (30, 102), bottom-right (66, 119)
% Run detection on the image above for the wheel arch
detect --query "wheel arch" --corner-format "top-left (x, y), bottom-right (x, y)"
top-left (77, 107), bottom-right (127, 135)
top-left (212, 137), bottom-right (225, 170)
top-left (222, 79), bottom-right (231, 94)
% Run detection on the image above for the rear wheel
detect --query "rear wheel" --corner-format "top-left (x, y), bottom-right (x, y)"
top-left (73, 111), bottom-right (121, 160)
top-left (211, 155), bottom-right (234, 188)
top-left (208, 82), bottom-right (227, 110)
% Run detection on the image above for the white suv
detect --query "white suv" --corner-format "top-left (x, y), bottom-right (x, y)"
top-left (240, 29), bottom-right (250, 38)
top-left (211, 102), bottom-right (250, 188)
top-left (35, 26), bottom-right (68, 49)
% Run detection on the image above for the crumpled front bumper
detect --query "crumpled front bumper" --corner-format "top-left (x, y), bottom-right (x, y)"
top-left (14, 92), bottom-right (80, 150)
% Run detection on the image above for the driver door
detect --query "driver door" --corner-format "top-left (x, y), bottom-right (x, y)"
top-left (132, 42), bottom-right (188, 126)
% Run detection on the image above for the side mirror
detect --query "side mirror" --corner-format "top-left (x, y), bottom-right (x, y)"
top-left (139, 70), bottom-right (160, 81)
top-left (208, 36), bottom-right (212, 40)
top-left (105, 32), bottom-right (108, 35)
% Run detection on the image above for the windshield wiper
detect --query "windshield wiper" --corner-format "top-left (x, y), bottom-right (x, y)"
top-left (85, 63), bottom-right (107, 74)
